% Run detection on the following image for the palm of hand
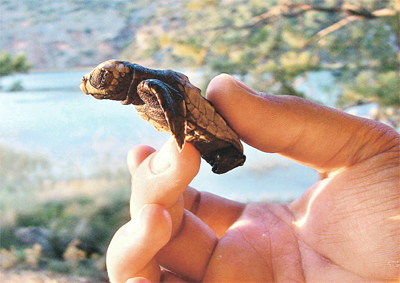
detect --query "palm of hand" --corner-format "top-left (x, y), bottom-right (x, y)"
top-left (164, 156), bottom-right (398, 283)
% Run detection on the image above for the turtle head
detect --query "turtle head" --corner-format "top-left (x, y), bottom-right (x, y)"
top-left (80, 60), bottom-right (134, 102)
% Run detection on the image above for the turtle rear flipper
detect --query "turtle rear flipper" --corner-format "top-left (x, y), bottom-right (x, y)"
top-left (202, 146), bottom-right (246, 174)
top-left (137, 79), bottom-right (187, 150)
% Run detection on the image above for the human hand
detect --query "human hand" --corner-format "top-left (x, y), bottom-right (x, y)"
top-left (106, 74), bottom-right (400, 283)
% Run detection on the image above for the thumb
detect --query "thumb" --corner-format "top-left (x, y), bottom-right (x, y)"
top-left (129, 137), bottom-right (201, 214)
top-left (107, 204), bottom-right (172, 283)
top-left (129, 137), bottom-right (201, 236)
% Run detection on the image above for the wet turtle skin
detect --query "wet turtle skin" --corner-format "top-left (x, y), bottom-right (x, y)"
top-left (80, 60), bottom-right (246, 174)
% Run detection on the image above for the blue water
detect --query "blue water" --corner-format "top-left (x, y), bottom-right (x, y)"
top-left (0, 70), bottom-right (320, 202)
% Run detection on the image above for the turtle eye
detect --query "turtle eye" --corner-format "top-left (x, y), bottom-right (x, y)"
top-left (89, 68), bottom-right (109, 89)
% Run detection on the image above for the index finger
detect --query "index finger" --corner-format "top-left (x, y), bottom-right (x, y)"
top-left (206, 74), bottom-right (399, 174)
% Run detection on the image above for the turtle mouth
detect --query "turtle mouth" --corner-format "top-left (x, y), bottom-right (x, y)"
top-left (79, 80), bottom-right (90, 95)
top-left (91, 93), bottom-right (110, 100)
top-left (80, 75), bottom-right (110, 99)
top-left (79, 77), bottom-right (89, 94)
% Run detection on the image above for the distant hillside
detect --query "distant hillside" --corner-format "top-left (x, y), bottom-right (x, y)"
top-left (0, 0), bottom-right (158, 70)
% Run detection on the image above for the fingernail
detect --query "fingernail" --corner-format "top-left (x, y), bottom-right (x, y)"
top-left (151, 139), bottom-right (174, 173)
top-left (224, 75), bottom-right (259, 97)
top-left (124, 205), bottom-right (148, 234)
top-left (134, 205), bottom-right (148, 224)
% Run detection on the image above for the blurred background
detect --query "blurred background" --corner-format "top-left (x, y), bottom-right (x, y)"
top-left (0, 0), bottom-right (398, 281)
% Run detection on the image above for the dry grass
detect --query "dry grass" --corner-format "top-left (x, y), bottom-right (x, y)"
top-left (0, 146), bottom-right (131, 282)
top-left (0, 269), bottom-right (105, 283)
top-left (37, 178), bottom-right (123, 202)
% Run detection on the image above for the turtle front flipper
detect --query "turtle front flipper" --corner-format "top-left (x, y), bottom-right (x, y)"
top-left (136, 79), bottom-right (187, 150)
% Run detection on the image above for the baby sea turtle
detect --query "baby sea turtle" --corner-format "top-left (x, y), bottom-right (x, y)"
top-left (80, 60), bottom-right (245, 174)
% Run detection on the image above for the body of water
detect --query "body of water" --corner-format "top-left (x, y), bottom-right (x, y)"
top-left (1, 70), bottom-right (321, 202)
